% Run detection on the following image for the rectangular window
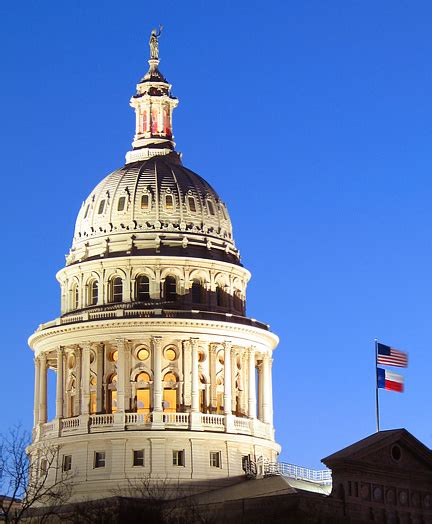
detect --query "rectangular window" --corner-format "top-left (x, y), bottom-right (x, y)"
top-left (98, 200), bottom-right (106, 214)
top-left (172, 450), bottom-right (185, 467)
top-left (94, 451), bottom-right (106, 469)
top-left (40, 458), bottom-right (48, 477)
top-left (62, 455), bottom-right (72, 472)
top-left (133, 450), bottom-right (145, 467)
top-left (210, 451), bottom-right (221, 468)
top-left (141, 194), bottom-right (150, 210)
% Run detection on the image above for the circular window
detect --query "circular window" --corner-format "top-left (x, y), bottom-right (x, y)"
top-left (68, 355), bottom-right (76, 369)
top-left (137, 371), bottom-right (150, 382)
top-left (137, 348), bottom-right (150, 361)
top-left (237, 357), bottom-right (241, 369)
top-left (110, 374), bottom-right (117, 384)
top-left (165, 348), bottom-right (177, 361)
top-left (391, 444), bottom-right (402, 462)
top-left (198, 350), bottom-right (206, 362)
top-left (90, 375), bottom-right (97, 386)
top-left (218, 352), bottom-right (224, 365)
top-left (90, 352), bottom-right (95, 364)
top-left (111, 350), bottom-right (118, 362)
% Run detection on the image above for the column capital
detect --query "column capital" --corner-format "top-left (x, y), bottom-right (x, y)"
top-left (152, 336), bottom-right (163, 349)
top-left (223, 340), bottom-right (232, 350)
top-left (190, 337), bottom-right (199, 349)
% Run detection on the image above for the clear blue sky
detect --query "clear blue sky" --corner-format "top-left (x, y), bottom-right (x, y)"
top-left (1, 1), bottom-right (431, 468)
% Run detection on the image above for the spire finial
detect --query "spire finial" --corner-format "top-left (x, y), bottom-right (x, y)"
top-left (149, 25), bottom-right (163, 60)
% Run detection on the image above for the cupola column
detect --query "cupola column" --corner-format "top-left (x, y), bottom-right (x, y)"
top-left (191, 338), bottom-right (199, 413)
top-left (223, 341), bottom-right (232, 415)
top-left (96, 344), bottom-right (104, 413)
top-left (81, 343), bottom-right (91, 415)
top-left (182, 340), bottom-right (191, 407)
top-left (152, 336), bottom-right (163, 412)
top-left (262, 353), bottom-right (272, 424)
top-left (248, 347), bottom-right (257, 418)
top-left (55, 347), bottom-right (64, 419)
top-left (33, 357), bottom-right (40, 426)
top-left (115, 339), bottom-right (126, 413)
top-left (38, 353), bottom-right (47, 424)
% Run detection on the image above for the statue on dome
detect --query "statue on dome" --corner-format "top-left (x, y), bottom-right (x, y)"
top-left (149, 26), bottom-right (163, 60)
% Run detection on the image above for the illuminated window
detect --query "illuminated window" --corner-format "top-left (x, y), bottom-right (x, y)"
top-left (136, 388), bottom-right (150, 414)
top-left (188, 196), bottom-right (196, 212)
top-left (210, 451), bottom-right (221, 468)
top-left (137, 372), bottom-right (150, 382)
top-left (207, 200), bottom-right (215, 216)
top-left (98, 200), bottom-right (106, 214)
top-left (62, 455), bottom-right (72, 472)
top-left (94, 452), bottom-right (105, 469)
top-left (141, 194), bottom-right (150, 210)
top-left (151, 107), bottom-right (158, 134)
top-left (89, 280), bottom-right (98, 306)
top-left (164, 372), bottom-right (177, 384)
top-left (172, 450), bottom-right (185, 467)
top-left (136, 275), bottom-right (150, 301)
top-left (111, 351), bottom-right (118, 363)
top-left (137, 348), bottom-right (150, 361)
top-left (117, 196), bottom-right (126, 211)
top-left (142, 110), bottom-right (148, 133)
top-left (218, 352), bottom-right (224, 365)
top-left (90, 375), bottom-right (97, 386)
top-left (165, 194), bottom-right (174, 211)
top-left (198, 351), bottom-right (205, 363)
top-left (165, 348), bottom-right (177, 361)
top-left (111, 277), bottom-right (123, 303)
top-left (133, 450), bottom-right (145, 467)
top-left (164, 276), bottom-right (177, 301)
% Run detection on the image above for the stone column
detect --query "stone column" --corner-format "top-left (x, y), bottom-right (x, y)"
top-left (74, 347), bottom-right (81, 416)
top-left (55, 347), bottom-right (64, 419)
top-left (257, 361), bottom-right (263, 421)
top-left (248, 347), bottom-right (256, 418)
top-left (33, 357), bottom-right (40, 426)
top-left (262, 353), bottom-right (271, 424)
top-left (81, 343), bottom-right (91, 415)
top-left (209, 344), bottom-right (217, 412)
top-left (124, 341), bottom-right (132, 412)
top-left (191, 338), bottom-right (199, 413)
top-left (152, 336), bottom-right (162, 412)
top-left (182, 340), bottom-right (191, 407)
top-left (39, 353), bottom-right (47, 424)
top-left (116, 339), bottom-right (126, 413)
top-left (268, 356), bottom-right (274, 426)
top-left (96, 344), bottom-right (104, 413)
top-left (223, 341), bottom-right (232, 415)
top-left (231, 348), bottom-right (237, 413)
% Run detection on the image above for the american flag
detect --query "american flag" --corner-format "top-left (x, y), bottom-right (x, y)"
top-left (377, 343), bottom-right (408, 368)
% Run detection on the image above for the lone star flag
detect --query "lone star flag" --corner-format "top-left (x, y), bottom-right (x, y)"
top-left (377, 368), bottom-right (404, 393)
top-left (377, 343), bottom-right (408, 368)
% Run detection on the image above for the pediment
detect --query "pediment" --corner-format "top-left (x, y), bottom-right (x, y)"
top-left (323, 429), bottom-right (432, 474)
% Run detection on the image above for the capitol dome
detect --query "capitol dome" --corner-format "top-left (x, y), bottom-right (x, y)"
top-left (68, 152), bottom-right (238, 266)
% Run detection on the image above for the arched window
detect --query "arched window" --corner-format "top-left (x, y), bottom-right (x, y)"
top-left (191, 280), bottom-right (204, 304)
top-left (72, 284), bottom-right (79, 310)
top-left (89, 280), bottom-right (98, 306)
top-left (207, 200), bottom-right (215, 216)
top-left (111, 277), bottom-right (123, 303)
top-left (135, 372), bottom-right (151, 414)
top-left (199, 374), bottom-right (208, 413)
top-left (117, 196), bottom-right (126, 212)
top-left (233, 290), bottom-right (243, 312)
top-left (109, 374), bottom-right (117, 414)
top-left (163, 372), bottom-right (177, 413)
top-left (98, 200), bottom-right (106, 215)
top-left (164, 276), bottom-right (177, 301)
top-left (216, 285), bottom-right (225, 307)
top-left (136, 275), bottom-right (150, 301)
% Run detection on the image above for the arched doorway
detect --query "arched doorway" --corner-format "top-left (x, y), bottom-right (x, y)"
top-left (163, 372), bottom-right (177, 413)
top-left (108, 374), bottom-right (117, 413)
top-left (135, 371), bottom-right (151, 413)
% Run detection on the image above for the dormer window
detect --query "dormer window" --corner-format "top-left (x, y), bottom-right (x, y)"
top-left (84, 204), bottom-right (90, 219)
top-left (188, 196), bottom-right (197, 213)
top-left (98, 200), bottom-right (106, 215)
top-left (117, 197), bottom-right (126, 212)
top-left (141, 194), bottom-right (150, 210)
top-left (165, 194), bottom-right (174, 211)
top-left (207, 200), bottom-right (215, 216)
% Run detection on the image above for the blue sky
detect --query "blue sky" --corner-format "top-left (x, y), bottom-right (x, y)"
top-left (1, 1), bottom-right (431, 468)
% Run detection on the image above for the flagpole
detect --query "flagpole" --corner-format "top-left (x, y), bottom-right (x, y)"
top-left (375, 339), bottom-right (380, 432)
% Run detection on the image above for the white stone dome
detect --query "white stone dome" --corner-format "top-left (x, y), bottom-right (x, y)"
top-left (68, 152), bottom-right (239, 266)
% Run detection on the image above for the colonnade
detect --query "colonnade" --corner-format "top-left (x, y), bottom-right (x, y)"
top-left (33, 338), bottom-right (274, 430)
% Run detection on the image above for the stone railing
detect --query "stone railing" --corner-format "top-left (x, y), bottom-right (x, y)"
top-left (39, 308), bottom-right (270, 332)
top-left (34, 413), bottom-right (273, 441)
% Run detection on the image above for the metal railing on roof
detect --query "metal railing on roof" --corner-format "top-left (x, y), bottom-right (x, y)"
top-left (265, 462), bottom-right (332, 485)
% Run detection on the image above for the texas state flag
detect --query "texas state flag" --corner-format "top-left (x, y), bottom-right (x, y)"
top-left (377, 367), bottom-right (404, 393)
